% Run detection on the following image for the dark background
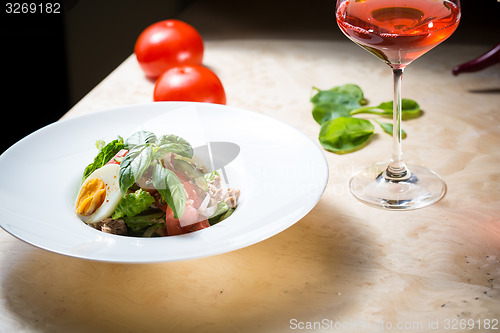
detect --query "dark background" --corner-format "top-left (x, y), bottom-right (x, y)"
top-left (1, 0), bottom-right (499, 154)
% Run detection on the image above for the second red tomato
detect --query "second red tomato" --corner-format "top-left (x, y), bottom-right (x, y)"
top-left (153, 65), bottom-right (227, 105)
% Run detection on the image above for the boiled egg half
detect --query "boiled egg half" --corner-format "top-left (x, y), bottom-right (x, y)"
top-left (75, 164), bottom-right (122, 224)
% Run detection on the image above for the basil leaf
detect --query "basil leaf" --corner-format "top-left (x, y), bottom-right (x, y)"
top-left (157, 134), bottom-right (191, 147)
top-left (155, 134), bottom-right (193, 159)
top-left (318, 117), bottom-right (374, 154)
top-left (375, 120), bottom-right (407, 139)
top-left (125, 131), bottom-right (157, 149)
top-left (311, 84), bottom-right (366, 124)
top-left (152, 162), bottom-right (186, 219)
top-left (82, 137), bottom-right (125, 182)
top-left (119, 145), bottom-right (153, 194)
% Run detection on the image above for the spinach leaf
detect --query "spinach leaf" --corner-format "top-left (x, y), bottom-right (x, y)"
top-left (82, 137), bottom-right (125, 182)
top-left (318, 117), bottom-right (374, 154)
top-left (375, 120), bottom-right (407, 139)
top-left (152, 162), bottom-right (186, 219)
top-left (329, 83), bottom-right (366, 102)
top-left (311, 84), bottom-right (365, 105)
top-left (350, 98), bottom-right (421, 119)
top-left (311, 84), bottom-right (367, 124)
top-left (311, 84), bottom-right (422, 154)
top-left (312, 103), bottom-right (352, 125)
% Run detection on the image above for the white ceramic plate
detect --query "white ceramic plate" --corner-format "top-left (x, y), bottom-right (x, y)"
top-left (0, 102), bottom-right (328, 263)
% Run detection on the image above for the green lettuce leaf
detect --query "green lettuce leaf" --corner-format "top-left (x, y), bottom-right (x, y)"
top-left (208, 202), bottom-right (233, 226)
top-left (112, 189), bottom-right (155, 219)
top-left (122, 211), bottom-right (165, 234)
top-left (82, 137), bottom-right (125, 181)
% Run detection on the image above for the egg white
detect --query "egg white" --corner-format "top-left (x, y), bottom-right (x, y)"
top-left (75, 164), bottom-right (122, 224)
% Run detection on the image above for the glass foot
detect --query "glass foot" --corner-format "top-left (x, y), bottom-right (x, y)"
top-left (349, 162), bottom-right (446, 210)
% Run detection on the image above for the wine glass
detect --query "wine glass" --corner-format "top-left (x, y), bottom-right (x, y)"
top-left (336, 0), bottom-right (461, 209)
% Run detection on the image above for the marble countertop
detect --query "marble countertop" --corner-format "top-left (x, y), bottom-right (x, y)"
top-left (1, 4), bottom-right (500, 332)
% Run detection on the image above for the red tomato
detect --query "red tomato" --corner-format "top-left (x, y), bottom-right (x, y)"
top-left (134, 19), bottom-right (204, 78)
top-left (153, 65), bottom-right (226, 104)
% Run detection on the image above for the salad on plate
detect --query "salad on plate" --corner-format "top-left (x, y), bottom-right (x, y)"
top-left (74, 130), bottom-right (239, 237)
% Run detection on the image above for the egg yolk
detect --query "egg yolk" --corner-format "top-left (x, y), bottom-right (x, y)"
top-left (76, 178), bottom-right (106, 216)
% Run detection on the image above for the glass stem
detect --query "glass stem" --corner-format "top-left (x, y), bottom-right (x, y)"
top-left (386, 68), bottom-right (408, 180)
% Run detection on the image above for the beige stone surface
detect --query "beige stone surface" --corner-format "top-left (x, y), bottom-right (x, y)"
top-left (1, 25), bottom-right (500, 333)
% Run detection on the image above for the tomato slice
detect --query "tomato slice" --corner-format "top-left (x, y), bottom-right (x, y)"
top-left (162, 154), bottom-right (210, 236)
top-left (165, 205), bottom-right (209, 236)
top-left (182, 220), bottom-right (210, 233)
top-left (165, 206), bottom-right (184, 236)
top-left (106, 149), bottom-right (128, 165)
